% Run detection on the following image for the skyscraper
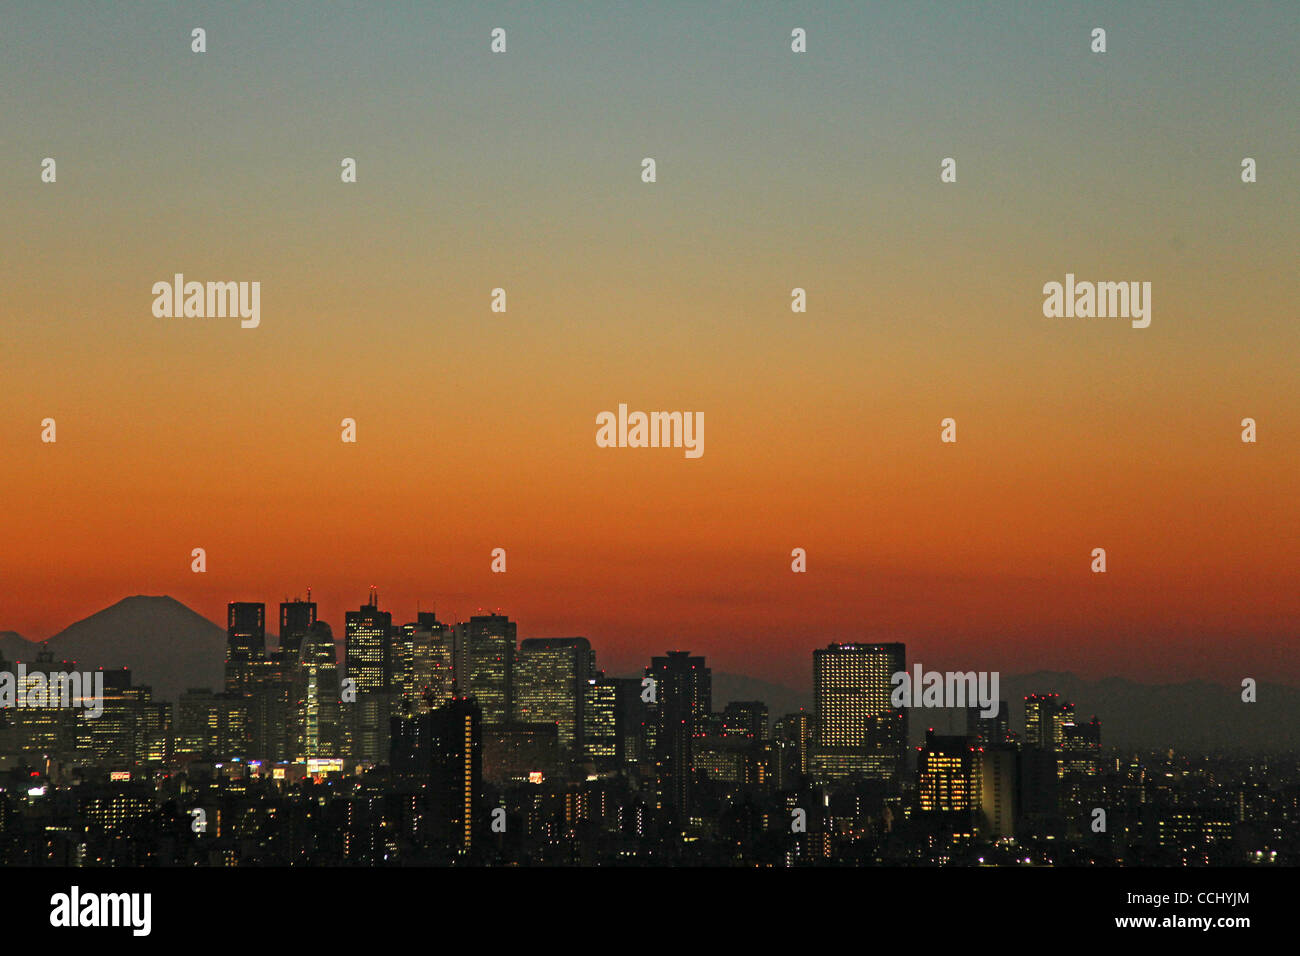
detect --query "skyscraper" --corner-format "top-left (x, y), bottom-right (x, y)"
top-left (1060, 715), bottom-right (1102, 776)
top-left (775, 710), bottom-right (815, 779)
top-left (452, 614), bottom-right (516, 724)
top-left (392, 614), bottom-right (455, 715)
top-left (966, 702), bottom-right (1011, 748)
top-left (918, 729), bottom-right (979, 814)
top-left (299, 621), bottom-right (341, 760)
top-left (226, 602), bottom-right (267, 697)
top-left (279, 595), bottom-right (318, 661)
top-left (812, 642), bottom-right (907, 782)
top-left (721, 700), bottom-right (769, 740)
top-left (345, 590), bottom-right (392, 694)
top-left (345, 590), bottom-right (394, 763)
top-left (75, 669), bottom-right (144, 767)
top-left (244, 655), bottom-right (300, 762)
top-left (583, 673), bottom-right (643, 765)
top-left (10, 644), bottom-right (80, 762)
top-left (390, 695), bottom-right (483, 857)
top-left (177, 688), bottom-right (250, 759)
top-left (1024, 693), bottom-right (1072, 751)
top-left (301, 619), bottom-right (337, 667)
top-left (979, 746), bottom-right (1017, 838)
top-left (514, 637), bottom-right (594, 751)
top-left (646, 651), bottom-right (711, 814)
top-left (227, 602), bottom-right (266, 661)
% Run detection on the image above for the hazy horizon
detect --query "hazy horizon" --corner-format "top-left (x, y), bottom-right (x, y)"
top-left (2, 591), bottom-right (1295, 695)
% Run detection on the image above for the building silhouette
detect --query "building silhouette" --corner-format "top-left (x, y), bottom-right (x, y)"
top-left (646, 651), bottom-right (711, 815)
top-left (279, 595), bottom-right (318, 662)
top-left (390, 695), bottom-right (483, 858)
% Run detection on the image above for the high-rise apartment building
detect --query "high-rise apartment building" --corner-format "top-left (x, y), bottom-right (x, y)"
top-left (390, 696), bottom-right (482, 857)
top-left (646, 651), bottom-right (711, 814)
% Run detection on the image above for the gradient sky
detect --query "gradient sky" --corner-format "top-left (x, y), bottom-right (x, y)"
top-left (1, 1), bottom-right (1297, 690)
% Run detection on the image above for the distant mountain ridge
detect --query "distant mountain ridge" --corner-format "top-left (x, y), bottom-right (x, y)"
top-left (3, 597), bottom-right (1296, 751)
top-left (0, 631), bottom-right (37, 664)
top-left (3, 596), bottom-right (225, 702)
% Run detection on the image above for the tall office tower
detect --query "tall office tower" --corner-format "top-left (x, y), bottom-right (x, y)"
top-left (0, 648), bottom-right (7, 731)
top-left (1053, 700), bottom-right (1075, 749)
top-left (225, 602), bottom-right (266, 696)
top-left (646, 651), bottom-right (711, 814)
top-left (966, 702), bottom-right (1011, 748)
top-left (227, 602), bottom-right (266, 661)
top-left (391, 621), bottom-right (417, 711)
top-left (136, 700), bottom-right (173, 767)
top-left (515, 637), bottom-right (594, 752)
top-left (721, 701), bottom-right (769, 740)
top-left (10, 644), bottom-right (81, 762)
top-left (452, 614), bottom-right (516, 724)
top-left (301, 620), bottom-right (337, 666)
top-left (177, 689), bottom-right (251, 759)
top-left (390, 695), bottom-right (483, 857)
top-left (279, 595), bottom-right (318, 661)
top-left (345, 590), bottom-right (395, 763)
top-left (917, 730), bottom-right (979, 813)
top-left (244, 655), bottom-right (300, 762)
top-left (1024, 693), bottom-right (1073, 751)
top-left (299, 621), bottom-right (340, 759)
top-left (583, 674), bottom-right (644, 765)
top-left (417, 617), bottom-right (456, 710)
top-left (345, 590), bottom-right (392, 693)
top-left (74, 669), bottom-right (141, 767)
top-left (812, 643), bottom-right (907, 781)
top-left (393, 615), bottom-right (455, 715)
top-left (1060, 716), bottom-right (1102, 776)
top-left (775, 710), bottom-right (816, 777)
top-left (979, 746), bottom-right (1017, 838)
top-left (583, 674), bottom-right (619, 762)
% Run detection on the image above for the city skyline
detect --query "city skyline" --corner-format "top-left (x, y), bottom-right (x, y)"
top-left (6, 590), bottom-right (1300, 757)
top-left (0, 591), bottom-right (1289, 871)
top-left (4, 587), bottom-right (1295, 698)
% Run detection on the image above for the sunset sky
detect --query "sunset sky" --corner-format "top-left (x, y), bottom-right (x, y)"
top-left (2, 2), bottom-right (1297, 690)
